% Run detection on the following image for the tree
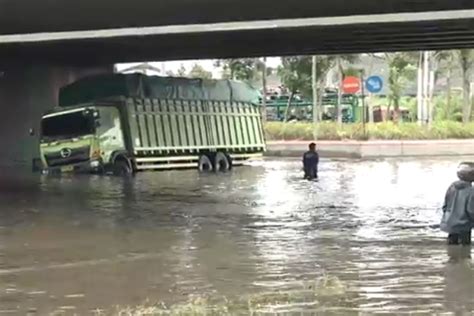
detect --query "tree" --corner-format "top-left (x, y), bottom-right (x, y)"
top-left (278, 56), bottom-right (312, 121)
top-left (278, 55), bottom-right (349, 122)
top-left (434, 50), bottom-right (457, 120)
top-left (434, 49), bottom-right (474, 122)
top-left (456, 49), bottom-right (474, 123)
top-left (214, 59), bottom-right (258, 81)
top-left (176, 64), bottom-right (187, 77)
top-left (383, 52), bottom-right (417, 122)
top-left (313, 56), bottom-right (339, 122)
top-left (188, 64), bottom-right (213, 79)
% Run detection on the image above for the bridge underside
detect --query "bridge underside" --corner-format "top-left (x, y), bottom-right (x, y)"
top-left (1, 1), bottom-right (474, 64)
top-left (1, 0), bottom-right (473, 35)
top-left (2, 14), bottom-right (474, 66)
top-left (1, 18), bottom-right (474, 65)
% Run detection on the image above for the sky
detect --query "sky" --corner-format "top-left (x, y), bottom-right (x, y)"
top-left (115, 57), bottom-right (282, 78)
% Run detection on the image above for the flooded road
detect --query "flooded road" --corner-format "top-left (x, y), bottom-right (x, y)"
top-left (0, 158), bottom-right (473, 314)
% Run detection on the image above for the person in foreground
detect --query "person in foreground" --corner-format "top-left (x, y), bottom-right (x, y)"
top-left (303, 142), bottom-right (319, 180)
top-left (441, 162), bottom-right (474, 246)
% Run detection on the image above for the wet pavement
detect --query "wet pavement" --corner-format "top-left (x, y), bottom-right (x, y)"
top-left (0, 158), bottom-right (473, 314)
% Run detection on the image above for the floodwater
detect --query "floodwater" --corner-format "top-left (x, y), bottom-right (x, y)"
top-left (0, 158), bottom-right (473, 315)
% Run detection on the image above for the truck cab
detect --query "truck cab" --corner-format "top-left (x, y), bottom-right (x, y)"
top-left (39, 105), bottom-right (127, 174)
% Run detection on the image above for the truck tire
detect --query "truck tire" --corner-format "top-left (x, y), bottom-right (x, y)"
top-left (214, 152), bottom-right (231, 172)
top-left (225, 153), bottom-right (233, 171)
top-left (32, 158), bottom-right (42, 173)
top-left (113, 157), bottom-right (133, 176)
top-left (198, 154), bottom-right (213, 172)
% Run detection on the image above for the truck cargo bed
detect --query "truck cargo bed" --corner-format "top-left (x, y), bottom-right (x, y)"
top-left (123, 98), bottom-right (265, 170)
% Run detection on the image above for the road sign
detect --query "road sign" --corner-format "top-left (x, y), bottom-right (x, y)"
top-left (365, 75), bottom-right (383, 93)
top-left (342, 76), bottom-right (361, 94)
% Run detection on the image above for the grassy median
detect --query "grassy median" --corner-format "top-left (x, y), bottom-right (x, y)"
top-left (264, 121), bottom-right (474, 141)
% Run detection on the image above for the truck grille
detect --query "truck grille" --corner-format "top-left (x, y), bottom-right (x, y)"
top-left (45, 146), bottom-right (90, 167)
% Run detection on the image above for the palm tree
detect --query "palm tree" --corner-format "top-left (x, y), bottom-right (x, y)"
top-left (313, 56), bottom-right (338, 122)
top-left (434, 51), bottom-right (456, 120)
top-left (215, 59), bottom-right (257, 81)
top-left (278, 57), bottom-right (312, 121)
top-left (383, 52), bottom-right (417, 122)
top-left (456, 49), bottom-right (474, 123)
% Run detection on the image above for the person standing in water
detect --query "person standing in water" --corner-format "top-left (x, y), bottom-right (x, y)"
top-left (441, 162), bottom-right (474, 246)
top-left (303, 142), bottom-right (319, 180)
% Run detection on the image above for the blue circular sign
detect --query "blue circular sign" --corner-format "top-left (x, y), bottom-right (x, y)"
top-left (365, 76), bottom-right (383, 93)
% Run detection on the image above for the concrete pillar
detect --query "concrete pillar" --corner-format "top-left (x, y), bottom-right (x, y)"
top-left (0, 64), bottom-right (112, 169)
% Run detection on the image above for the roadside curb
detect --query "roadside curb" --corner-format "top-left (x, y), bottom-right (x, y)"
top-left (265, 140), bottom-right (474, 158)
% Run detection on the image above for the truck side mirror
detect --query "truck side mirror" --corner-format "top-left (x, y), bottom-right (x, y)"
top-left (29, 128), bottom-right (35, 136)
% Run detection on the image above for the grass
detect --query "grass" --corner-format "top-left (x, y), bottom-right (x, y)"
top-left (264, 121), bottom-right (474, 141)
top-left (98, 275), bottom-right (351, 315)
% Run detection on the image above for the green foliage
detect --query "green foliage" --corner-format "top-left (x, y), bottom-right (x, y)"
top-left (265, 121), bottom-right (474, 141)
top-left (215, 59), bottom-right (258, 81)
top-left (176, 64), bottom-right (187, 77)
top-left (188, 64), bottom-right (213, 79)
top-left (433, 93), bottom-right (463, 122)
top-left (278, 56), bottom-right (313, 97)
top-left (383, 52), bottom-right (417, 111)
top-left (277, 55), bottom-right (359, 100)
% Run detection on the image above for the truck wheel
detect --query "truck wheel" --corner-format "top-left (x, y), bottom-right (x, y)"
top-left (113, 157), bottom-right (133, 176)
top-left (225, 153), bottom-right (233, 171)
top-left (214, 152), bottom-right (231, 172)
top-left (198, 154), bottom-right (213, 172)
top-left (32, 158), bottom-right (42, 173)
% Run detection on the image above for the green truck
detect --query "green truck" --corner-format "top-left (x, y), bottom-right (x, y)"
top-left (38, 74), bottom-right (266, 175)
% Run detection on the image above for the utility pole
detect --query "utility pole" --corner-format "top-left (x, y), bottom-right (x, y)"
top-left (428, 68), bottom-right (435, 126)
top-left (360, 69), bottom-right (366, 138)
top-left (261, 57), bottom-right (267, 124)
top-left (417, 52), bottom-right (423, 125)
top-left (312, 56), bottom-right (319, 140)
top-left (423, 51), bottom-right (430, 124)
top-left (336, 57), bottom-right (343, 126)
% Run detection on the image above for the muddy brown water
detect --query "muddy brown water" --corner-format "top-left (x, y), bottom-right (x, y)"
top-left (0, 158), bottom-right (473, 314)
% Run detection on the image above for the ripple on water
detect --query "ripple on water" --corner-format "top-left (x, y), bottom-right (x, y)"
top-left (0, 158), bottom-right (472, 314)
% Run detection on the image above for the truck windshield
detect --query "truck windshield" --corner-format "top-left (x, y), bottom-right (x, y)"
top-left (41, 111), bottom-right (95, 139)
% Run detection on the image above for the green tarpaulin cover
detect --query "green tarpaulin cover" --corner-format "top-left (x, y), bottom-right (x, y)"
top-left (59, 74), bottom-right (261, 107)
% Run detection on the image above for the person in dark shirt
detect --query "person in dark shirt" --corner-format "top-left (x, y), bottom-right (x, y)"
top-left (303, 142), bottom-right (319, 180)
top-left (441, 162), bottom-right (474, 246)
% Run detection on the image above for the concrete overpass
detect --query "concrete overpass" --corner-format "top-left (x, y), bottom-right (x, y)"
top-left (1, 0), bottom-right (474, 168)
top-left (1, 1), bottom-right (474, 63)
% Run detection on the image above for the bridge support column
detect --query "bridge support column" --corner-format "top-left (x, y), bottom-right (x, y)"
top-left (0, 64), bottom-right (113, 169)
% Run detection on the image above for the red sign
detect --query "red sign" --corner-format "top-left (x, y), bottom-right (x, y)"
top-left (342, 76), bottom-right (361, 94)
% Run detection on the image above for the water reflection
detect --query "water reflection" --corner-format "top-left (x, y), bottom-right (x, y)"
top-left (0, 158), bottom-right (472, 314)
top-left (445, 246), bottom-right (473, 314)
